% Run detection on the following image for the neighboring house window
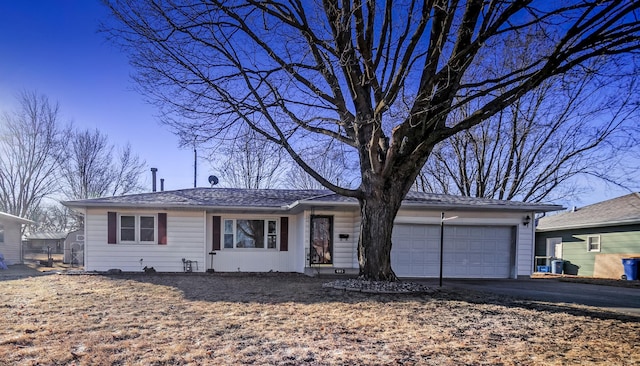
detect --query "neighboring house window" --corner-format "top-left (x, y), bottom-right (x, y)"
top-left (223, 219), bottom-right (278, 249)
top-left (119, 214), bottom-right (156, 244)
top-left (0, 223), bottom-right (4, 244)
top-left (587, 235), bottom-right (601, 252)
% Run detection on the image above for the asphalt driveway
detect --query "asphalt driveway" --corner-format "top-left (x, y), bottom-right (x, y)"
top-left (436, 278), bottom-right (640, 316)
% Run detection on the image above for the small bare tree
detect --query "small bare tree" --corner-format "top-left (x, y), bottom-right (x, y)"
top-left (212, 127), bottom-right (284, 189)
top-left (0, 91), bottom-right (64, 219)
top-left (60, 128), bottom-right (146, 200)
top-left (30, 203), bottom-right (78, 232)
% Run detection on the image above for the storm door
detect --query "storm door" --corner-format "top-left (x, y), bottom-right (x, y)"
top-left (310, 215), bottom-right (333, 265)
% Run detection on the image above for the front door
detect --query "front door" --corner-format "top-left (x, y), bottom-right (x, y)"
top-left (310, 215), bottom-right (333, 265)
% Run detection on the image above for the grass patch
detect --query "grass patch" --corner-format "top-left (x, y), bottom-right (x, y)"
top-left (1, 273), bottom-right (638, 365)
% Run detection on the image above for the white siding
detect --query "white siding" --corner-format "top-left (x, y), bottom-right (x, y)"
top-left (208, 214), bottom-right (299, 273)
top-left (85, 209), bottom-right (206, 272)
top-left (82, 205), bottom-right (535, 278)
top-left (352, 215), bottom-right (361, 268)
top-left (0, 220), bottom-right (23, 265)
top-left (303, 209), bottom-right (359, 270)
top-left (294, 212), bottom-right (306, 273)
top-left (516, 212), bottom-right (535, 277)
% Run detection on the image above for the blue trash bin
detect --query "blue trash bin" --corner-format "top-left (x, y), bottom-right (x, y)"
top-left (621, 258), bottom-right (639, 281)
top-left (551, 260), bottom-right (564, 274)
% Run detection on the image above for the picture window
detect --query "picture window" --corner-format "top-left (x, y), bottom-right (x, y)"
top-left (223, 219), bottom-right (278, 249)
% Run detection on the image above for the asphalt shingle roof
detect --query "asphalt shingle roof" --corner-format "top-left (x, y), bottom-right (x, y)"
top-left (63, 188), bottom-right (561, 213)
top-left (26, 231), bottom-right (69, 240)
top-left (537, 192), bottom-right (640, 231)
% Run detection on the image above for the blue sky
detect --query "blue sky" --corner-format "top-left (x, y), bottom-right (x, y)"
top-left (0, 0), bottom-right (195, 191)
top-left (0, 1), bottom-right (635, 208)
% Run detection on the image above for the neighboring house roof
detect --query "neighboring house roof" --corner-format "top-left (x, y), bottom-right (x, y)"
top-left (63, 188), bottom-right (561, 213)
top-left (537, 192), bottom-right (640, 232)
top-left (26, 231), bottom-right (69, 240)
top-left (0, 211), bottom-right (34, 225)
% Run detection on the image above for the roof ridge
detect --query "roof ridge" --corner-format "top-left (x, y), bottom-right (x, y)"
top-left (298, 191), bottom-right (339, 201)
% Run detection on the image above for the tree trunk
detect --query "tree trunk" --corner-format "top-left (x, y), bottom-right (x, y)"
top-left (357, 190), bottom-right (405, 281)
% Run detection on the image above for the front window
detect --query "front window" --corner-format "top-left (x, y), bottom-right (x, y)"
top-left (120, 216), bottom-right (136, 242)
top-left (140, 216), bottom-right (155, 242)
top-left (119, 215), bottom-right (156, 244)
top-left (587, 236), bottom-right (600, 252)
top-left (223, 219), bottom-right (277, 249)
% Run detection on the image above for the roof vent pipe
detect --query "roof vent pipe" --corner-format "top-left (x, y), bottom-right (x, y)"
top-left (151, 168), bottom-right (158, 192)
top-left (160, 178), bottom-right (165, 192)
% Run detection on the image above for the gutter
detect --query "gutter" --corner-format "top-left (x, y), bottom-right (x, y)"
top-left (63, 202), bottom-right (292, 212)
top-left (287, 198), bottom-right (562, 213)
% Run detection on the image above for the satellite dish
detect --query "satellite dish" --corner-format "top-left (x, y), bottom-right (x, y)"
top-left (208, 175), bottom-right (219, 187)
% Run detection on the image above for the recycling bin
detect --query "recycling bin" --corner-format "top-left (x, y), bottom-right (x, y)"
top-left (551, 260), bottom-right (564, 274)
top-left (621, 258), bottom-right (639, 281)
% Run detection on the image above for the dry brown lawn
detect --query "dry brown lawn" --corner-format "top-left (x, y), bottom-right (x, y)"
top-left (1, 273), bottom-right (638, 365)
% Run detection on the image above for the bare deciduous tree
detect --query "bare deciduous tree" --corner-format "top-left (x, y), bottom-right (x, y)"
top-left (212, 127), bottom-right (284, 189)
top-left (30, 203), bottom-right (78, 233)
top-left (104, 1), bottom-right (640, 280)
top-left (416, 59), bottom-right (640, 203)
top-left (0, 91), bottom-right (64, 219)
top-left (285, 146), bottom-right (354, 190)
top-left (60, 128), bottom-right (146, 200)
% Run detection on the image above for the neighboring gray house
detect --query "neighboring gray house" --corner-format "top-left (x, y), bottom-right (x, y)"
top-left (536, 193), bottom-right (640, 279)
top-left (24, 231), bottom-right (68, 254)
top-left (64, 188), bottom-right (560, 278)
top-left (0, 211), bottom-right (34, 265)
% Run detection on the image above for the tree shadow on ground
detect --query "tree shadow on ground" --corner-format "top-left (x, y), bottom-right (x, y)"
top-left (99, 272), bottom-right (639, 323)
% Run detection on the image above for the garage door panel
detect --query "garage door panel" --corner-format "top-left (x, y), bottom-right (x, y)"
top-left (411, 239), bottom-right (425, 250)
top-left (483, 253), bottom-right (497, 263)
top-left (495, 256), bottom-right (510, 265)
top-left (394, 251), bottom-right (411, 262)
top-left (392, 224), bottom-right (513, 278)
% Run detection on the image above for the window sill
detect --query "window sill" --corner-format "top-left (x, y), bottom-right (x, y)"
top-left (221, 248), bottom-right (278, 251)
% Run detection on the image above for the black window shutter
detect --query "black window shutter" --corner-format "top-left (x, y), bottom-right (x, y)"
top-left (158, 213), bottom-right (167, 245)
top-left (107, 212), bottom-right (117, 244)
top-left (280, 217), bottom-right (288, 251)
top-left (212, 216), bottom-right (221, 250)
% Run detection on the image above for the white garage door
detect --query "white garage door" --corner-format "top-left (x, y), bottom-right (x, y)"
top-left (391, 224), bottom-right (514, 278)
